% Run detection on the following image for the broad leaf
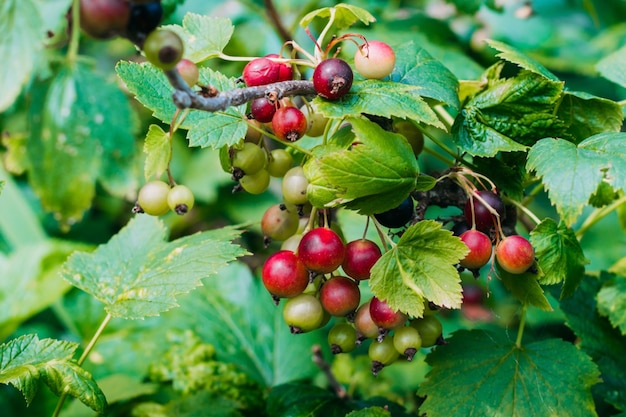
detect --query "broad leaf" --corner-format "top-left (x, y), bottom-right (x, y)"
top-left (527, 133), bottom-right (626, 226)
top-left (597, 44), bottom-right (626, 89)
top-left (486, 39), bottom-right (559, 81)
top-left (557, 91), bottom-right (623, 144)
top-left (452, 70), bottom-right (564, 157)
top-left (530, 218), bottom-right (588, 298)
top-left (300, 4), bottom-right (375, 29)
top-left (266, 383), bottom-right (352, 417)
top-left (164, 14), bottom-right (234, 62)
top-left (418, 330), bottom-right (599, 417)
top-left (0, 0), bottom-right (42, 112)
top-left (314, 80), bottom-right (444, 129)
top-left (597, 276), bottom-right (626, 336)
top-left (472, 153), bottom-right (526, 200)
top-left (143, 124), bottom-right (171, 180)
top-left (391, 41), bottom-right (460, 110)
top-left (561, 273), bottom-right (626, 411)
top-left (116, 62), bottom-right (247, 149)
top-left (0, 334), bottom-right (106, 412)
top-left (347, 407), bottom-right (391, 417)
top-left (304, 117), bottom-right (419, 215)
top-left (61, 215), bottom-right (246, 319)
top-left (370, 220), bottom-right (468, 317)
top-left (495, 259), bottom-right (552, 311)
top-left (27, 63), bottom-right (136, 228)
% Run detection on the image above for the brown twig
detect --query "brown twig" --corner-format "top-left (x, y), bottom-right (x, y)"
top-left (311, 345), bottom-right (348, 399)
top-left (264, 0), bottom-right (293, 43)
top-left (164, 68), bottom-right (316, 112)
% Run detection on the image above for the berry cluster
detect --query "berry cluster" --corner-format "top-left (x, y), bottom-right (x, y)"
top-left (134, 180), bottom-right (194, 216)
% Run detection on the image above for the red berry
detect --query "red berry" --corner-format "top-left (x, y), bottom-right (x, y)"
top-left (342, 239), bottom-right (382, 281)
top-left (176, 59), bottom-right (199, 87)
top-left (272, 106), bottom-right (308, 142)
top-left (459, 230), bottom-right (493, 270)
top-left (354, 40), bottom-right (396, 79)
top-left (266, 54), bottom-right (293, 81)
top-left (369, 296), bottom-right (407, 330)
top-left (354, 300), bottom-right (379, 340)
top-left (243, 57), bottom-right (280, 86)
top-left (261, 250), bottom-right (309, 298)
top-left (319, 276), bottom-right (361, 316)
top-left (495, 235), bottom-right (535, 274)
top-left (313, 58), bottom-right (353, 100)
top-left (250, 97), bottom-right (277, 123)
top-left (297, 227), bottom-right (345, 274)
top-left (464, 190), bottom-right (505, 233)
top-left (79, 0), bottom-right (130, 39)
top-left (461, 283), bottom-right (484, 305)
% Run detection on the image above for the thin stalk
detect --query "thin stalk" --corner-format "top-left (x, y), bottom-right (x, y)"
top-left (504, 196), bottom-right (541, 226)
top-left (515, 305), bottom-right (527, 348)
top-left (66, 0), bottom-right (81, 66)
top-left (432, 105), bottom-right (455, 131)
top-left (51, 313), bottom-right (113, 417)
top-left (576, 194), bottom-right (626, 240)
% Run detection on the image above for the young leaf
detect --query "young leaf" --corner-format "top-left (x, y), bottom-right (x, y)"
top-left (27, 63), bottom-right (136, 228)
top-left (116, 62), bottom-right (247, 149)
top-left (164, 14), bottom-right (234, 63)
top-left (597, 44), bottom-right (626, 89)
top-left (0, 334), bottom-right (106, 412)
top-left (304, 117), bottom-right (419, 215)
top-left (314, 80), bottom-right (444, 129)
top-left (495, 259), bottom-right (552, 311)
top-left (452, 71), bottom-right (564, 157)
top-left (370, 220), bottom-right (468, 317)
top-left (526, 133), bottom-right (626, 226)
top-left (560, 273), bottom-right (626, 411)
top-left (299, 4), bottom-right (375, 29)
top-left (418, 330), bottom-right (600, 417)
top-left (143, 124), bottom-right (171, 180)
top-left (0, 0), bottom-right (42, 112)
top-left (266, 383), bottom-right (352, 417)
top-left (61, 215), bottom-right (246, 320)
top-left (391, 41), bottom-right (460, 110)
top-left (486, 39), bottom-right (559, 81)
top-left (530, 218), bottom-right (588, 298)
top-left (597, 276), bottom-right (626, 335)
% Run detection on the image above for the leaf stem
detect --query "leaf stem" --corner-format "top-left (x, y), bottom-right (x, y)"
top-left (51, 313), bottom-right (113, 417)
top-left (66, 0), bottom-right (81, 66)
top-left (432, 105), bottom-right (455, 131)
top-left (575, 194), bottom-right (626, 240)
top-left (515, 305), bottom-right (527, 348)
top-left (504, 196), bottom-right (541, 226)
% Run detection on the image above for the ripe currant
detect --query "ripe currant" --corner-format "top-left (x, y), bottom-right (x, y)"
top-left (495, 235), bottom-right (535, 274)
top-left (354, 40), bottom-right (396, 80)
top-left (261, 250), bottom-right (308, 299)
top-left (176, 59), bottom-right (199, 87)
top-left (79, 0), bottom-right (129, 39)
top-left (313, 58), bottom-right (354, 100)
top-left (459, 230), bottom-right (493, 270)
top-left (265, 54), bottom-right (293, 81)
top-left (319, 276), bottom-right (361, 317)
top-left (143, 28), bottom-right (184, 70)
top-left (369, 297), bottom-right (407, 333)
top-left (137, 180), bottom-right (170, 216)
top-left (250, 97), bottom-right (277, 123)
top-left (373, 196), bottom-right (414, 229)
top-left (464, 190), bottom-right (505, 233)
top-left (297, 227), bottom-right (346, 274)
top-left (167, 184), bottom-right (194, 215)
top-left (272, 106), bottom-right (308, 142)
top-left (282, 293), bottom-right (326, 334)
top-left (328, 323), bottom-right (357, 354)
top-left (242, 57), bottom-right (280, 86)
top-left (126, 0), bottom-right (163, 43)
top-left (342, 239), bottom-right (382, 281)
top-left (354, 300), bottom-right (380, 341)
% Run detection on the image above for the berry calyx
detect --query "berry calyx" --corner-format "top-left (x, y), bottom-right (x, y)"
top-left (464, 190), bottom-right (505, 233)
top-left (137, 180), bottom-right (170, 216)
top-left (342, 239), bottom-right (382, 281)
top-left (143, 28), bottom-right (184, 70)
top-left (167, 184), bottom-right (194, 215)
top-left (319, 276), bottom-right (361, 317)
top-left (297, 227), bottom-right (346, 274)
top-left (328, 323), bottom-right (357, 354)
top-left (313, 58), bottom-right (354, 100)
top-left (495, 235), bottom-right (535, 274)
top-left (373, 197), bottom-right (414, 229)
top-left (261, 250), bottom-right (309, 299)
top-left (459, 230), bottom-right (493, 270)
top-left (354, 40), bottom-right (396, 80)
top-left (282, 293), bottom-right (325, 334)
top-left (272, 106), bottom-right (308, 142)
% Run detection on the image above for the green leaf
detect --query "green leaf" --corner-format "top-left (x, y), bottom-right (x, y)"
top-left (486, 39), bottom-right (559, 81)
top-left (0, 334), bottom-right (106, 412)
top-left (143, 124), bottom-right (171, 180)
top-left (526, 133), bottom-right (626, 226)
top-left (61, 215), bottom-right (246, 319)
top-left (304, 117), bottom-right (419, 215)
top-left (27, 63), bottom-right (136, 228)
top-left (299, 4), bottom-right (375, 29)
top-left (116, 62), bottom-right (247, 149)
top-left (597, 44), bottom-right (626, 89)
top-left (530, 218), bottom-right (588, 298)
top-left (418, 330), bottom-right (600, 417)
top-left (0, 0), bottom-right (42, 112)
top-left (597, 276), bottom-right (626, 335)
top-left (370, 220), bottom-right (467, 317)
top-left (266, 383), bottom-right (352, 417)
top-left (347, 407), bottom-right (391, 417)
top-left (314, 80), bottom-right (444, 129)
top-left (164, 14), bottom-right (234, 62)
top-left (391, 41), bottom-right (460, 110)
top-left (495, 259), bottom-right (552, 310)
top-left (557, 91), bottom-right (623, 144)
top-left (561, 273), bottom-right (626, 411)
top-left (472, 153), bottom-right (526, 200)
top-left (452, 71), bottom-right (564, 157)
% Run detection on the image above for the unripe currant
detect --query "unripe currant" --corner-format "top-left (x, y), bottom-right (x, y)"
top-left (354, 300), bottom-right (379, 341)
top-left (354, 40), bottom-right (396, 79)
top-left (176, 59), bottom-right (199, 87)
top-left (239, 169), bottom-right (270, 195)
top-left (369, 337), bottom-right (398, 376)
top-left (267, 149), bottom-right (293, 178)
top-left (282, 166), bottom-right (309, 206)
top-left (392, 326), bottom-right (422, 361)
top-left (231, 142), bottom-right (267, 177)
top-left (328, 323), bottom-right (357, 354)
top-left (167, 184), bottom-right (194, 215)
top-left (410, 315), bottom-right (443, 348)
top-left (282, 293), bottom-right (325, 334)
top-left (261, 204), bottom-right (299, 243)
top-left (137, 180), bottom-right (170, 216)
top-left (143, 28), bottom-right (184, 70)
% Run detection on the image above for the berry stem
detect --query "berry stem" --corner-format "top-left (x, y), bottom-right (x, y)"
top-left (504, 196), bottom-right (541, 226)
top-left (66, 0), bottom-right (82, 66)
top-left (311, 345), bottom-right (348, 399)
top-left (576, 194), bottom-right (626, 240)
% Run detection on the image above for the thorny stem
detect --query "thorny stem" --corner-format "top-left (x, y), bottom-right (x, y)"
top-left (576, 194), bottom-right (626, 240)
top-left (311, 345), bottom-right (348, 399)
top-left (515, 306), bottom-right (527, 348)
top-left (52, 313), bottom-right (113, 417)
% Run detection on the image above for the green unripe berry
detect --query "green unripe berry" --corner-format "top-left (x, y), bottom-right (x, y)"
top-left (137, 180), bottom-right (170, 216)
top-left (328, 323), bottom-right (357, 354)
top-left (167, 184), bottom-right (194, 215)
top-left (143, 28), bottom-right (184, 70)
